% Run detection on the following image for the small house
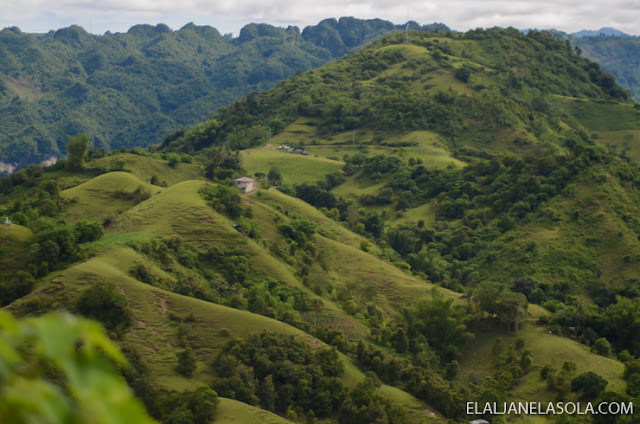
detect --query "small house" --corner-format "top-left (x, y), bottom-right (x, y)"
top-left (234, 177), bottom-right (257, 194)
top-left (2, 217), bottom-right (11, 226)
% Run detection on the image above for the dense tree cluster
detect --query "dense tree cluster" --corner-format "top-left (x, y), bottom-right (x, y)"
top-left (213, 333), bottom-right (346, 417)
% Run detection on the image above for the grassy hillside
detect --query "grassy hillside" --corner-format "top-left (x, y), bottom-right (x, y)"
top-left (241, 145), bottom-right (343, 185)
top-left (4, 26), bottom-right (640, 424)
top-left (215, 398), bottom-right (295, 423)
top-left (61, 171), bottom-right (164, 223)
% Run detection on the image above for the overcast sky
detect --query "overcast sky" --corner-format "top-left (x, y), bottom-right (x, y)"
top-left (2, 0), bottom-right (639, 36)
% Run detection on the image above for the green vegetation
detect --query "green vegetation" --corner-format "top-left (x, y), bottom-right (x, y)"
top-left (0, 18), bottom-right (443, 169)
top-left (242, 146), bottom-right (343, 185)
top-left (66, 133), bottom-right (89, 171)
top-left (4, 24), bottom-right (640, 424)
top-left (0, 311), bottom-right (155, 424)
top-left (573, 34), bottom-right (640, 101)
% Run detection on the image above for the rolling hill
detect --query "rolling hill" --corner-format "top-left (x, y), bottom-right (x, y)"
top-left (0, 18), bottom-right (449, 171)
top-left (3, 26), bottom-right (640, 424)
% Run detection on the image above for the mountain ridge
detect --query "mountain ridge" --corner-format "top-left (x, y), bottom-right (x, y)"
top-left (0, 18), bottom-right (449, 171)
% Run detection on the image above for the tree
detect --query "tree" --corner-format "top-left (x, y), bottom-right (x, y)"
top-left (454, 65), bottom-right (471, 83)
top-left (66, 133), bottom-right (89, 171)
top-left (407, 289), bottom-right (473, 359)
top-left (473, 280), bottom-right (505, 318)
top-left (188, 387), bottom-right (219, 424)
top-left (497, 291), bottom-right (528, 333)
top-left (177, 347), bottom-right (197, 377)
top-left (76, 281), bottom-right (132, 334)
top-left (571, 372), bottom-right (608, 399)
top-left (591, 338), bottom-right (613, 357)
top-left (73, 220), bottom-right (104, 243)
top-left (267, 167), bottom-right (282, 186)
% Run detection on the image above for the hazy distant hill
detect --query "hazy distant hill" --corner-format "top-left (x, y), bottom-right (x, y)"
top-left (572, 27), bottom-right (630, 38)
top-left (543, 28), bottom-right (640, 101)
top-left (0, 18), bottom-right (449, 171)
top-left (572, 34), bottom-right (640, 101)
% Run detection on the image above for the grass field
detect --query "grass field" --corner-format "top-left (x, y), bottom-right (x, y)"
top-left (113, 180), bottom-right (236, 244)
top-left (0, 223), bottom-right (34, 282)
top-left (306, 135), bottom-right (465, 170)
top-left (18, 245), bottom-right (437, 422)
top-left (61, 171), bottom-right (163, 223)
top-left (254, 188), bottom-right (378, 251)
top-left (594, 129), bottom-right (640, 163)
top-left (91, 153), bottom-right (203, 186)
top-left (390, 202), bottom-right (436, 227)
top-left (241, 146), bottom-right (343, 185)
top-left (215, 398), bottom-right (294, 424)
top-left (316, 236), bottom-right (460, 314)
top-left (1, 75), bottom-right (45, 102)
top-left (460, 324), bottom-right (625, 403)
top-left (554, 96), bottom-right (640, 131)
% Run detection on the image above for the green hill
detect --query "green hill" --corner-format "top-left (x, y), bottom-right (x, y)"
top-left (3, 26), bottom-right (640, 424)
top-left (0, 19), bottom-right (448, 170)
top-left (572, 35), bottom-right (640, 101)
top-left (162, 27), bottom-right (629, 158)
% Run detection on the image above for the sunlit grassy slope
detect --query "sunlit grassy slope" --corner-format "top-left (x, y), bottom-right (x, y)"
top-left (215, 398), bottom-right (295, 424)
top-left (460, 325), bottom-right (625, 402)
top-left (18, 243), bottom-right (442, 423)
top-left (91, 153), bottom-right (203, 186)
top-left (61, 172), bottom-right (163, 223)
top-left (254, 188), bottom-right (377, 250)
top-left (0, 223), bottom-right (33, 282)
top-left (241, 145), bottom-right (343, 185)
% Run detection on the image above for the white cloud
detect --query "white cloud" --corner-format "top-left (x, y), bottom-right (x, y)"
top-left (1, 0), bottom-right (640, 35)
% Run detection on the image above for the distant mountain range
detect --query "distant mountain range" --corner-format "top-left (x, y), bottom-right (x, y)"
top-left (572, 27), bottom-right (630, 38)
top-left (2, 18), bottom-right (640, 171)
top-left (0, 18), bottom-right (449, 170)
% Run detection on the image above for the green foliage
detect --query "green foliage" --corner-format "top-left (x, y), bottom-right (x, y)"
top-left (473, 282), bottom-right (528, 332)
top-left (404, 289), bottom-right (473, 360)
top-left (66, 133), bottom-right (89, 171)
top-left (163, 27), bottom-right (630, 158)
top-left (75, 281), bottom-right (133, 335)
top-left (571, 371), bottom-right (608, 399)
top-left (0, 272), bottom-right (35, 308)
top-left (454, 65), bottom-right (471, 83)
top-left (573, 35), bottom-right (640, 100)
top-left (267, 167), bottom-right (282, 186)
top-left (592, 338), bottom-right (613, 357)
top-left (338, 373), bottom-right (405, 424)
top-left (176, 347), bottom-right (197, 377)
top-left (213, 332), bottom-right (346, 417)
top-left (73, 220), bottom-right (104, 243)
top-left (200, 184), bottom-right (243, 219)
top-left (0, 18), bottom-right (420, 168)
top-left (0, 311), bottom-right (155, 424)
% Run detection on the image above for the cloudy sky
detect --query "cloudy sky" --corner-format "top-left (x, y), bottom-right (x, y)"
top-left (1, 0), bottom-right (639, 36)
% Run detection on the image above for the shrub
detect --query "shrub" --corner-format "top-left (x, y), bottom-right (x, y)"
top-left (76, 281), bottom-right (132, 335)
top-left (73, 220), bottom-right (104, 243)
top-left (571, 372), bottom-right (608, 399)
top-left (591, 338), bottom-right (613, 357)
top-left (177, 347), bottom-right (197, 377)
